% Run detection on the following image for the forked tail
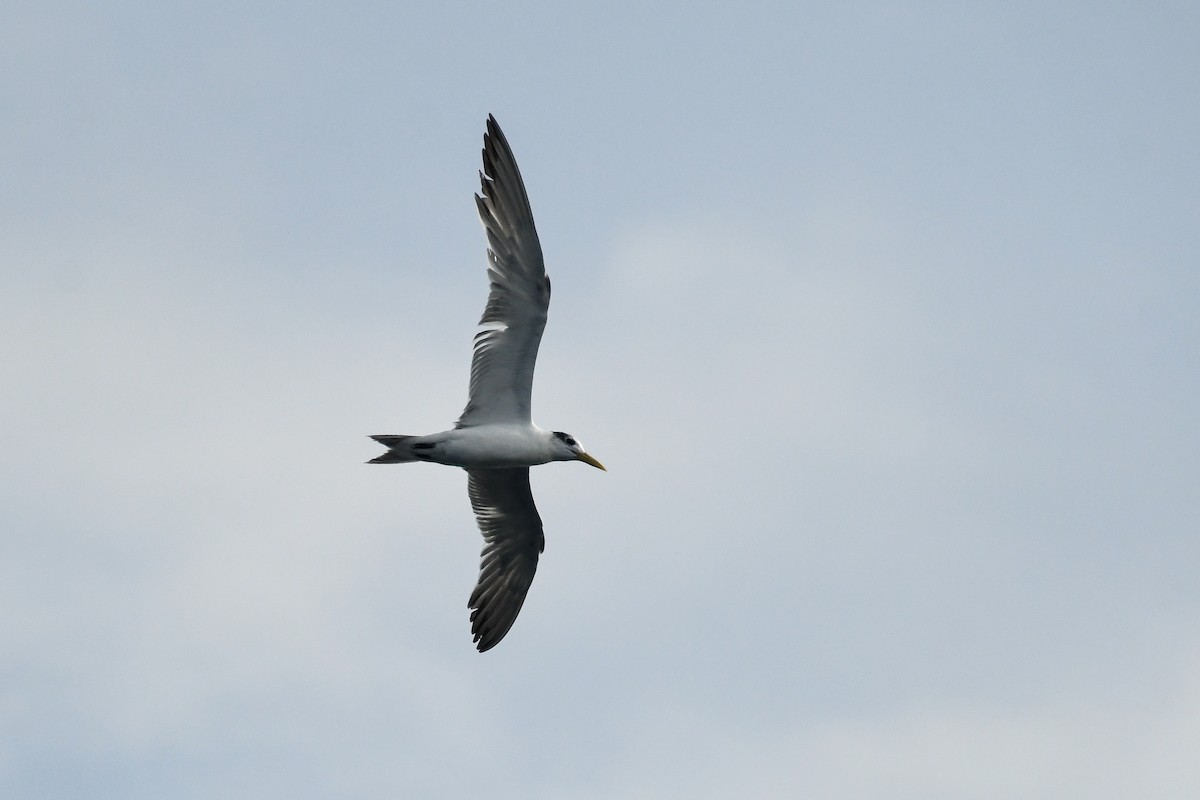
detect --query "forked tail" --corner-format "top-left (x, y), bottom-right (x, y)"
top-left (368, 434), bottom-right (421, 464)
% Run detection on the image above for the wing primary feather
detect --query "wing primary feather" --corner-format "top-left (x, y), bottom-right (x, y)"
top-left (455, 117), bottom-right (551, 429)
top-left (465, 468), bottom-right (544, 652)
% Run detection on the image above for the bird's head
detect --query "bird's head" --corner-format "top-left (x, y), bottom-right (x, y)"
top-left (551, 431), bottom-right (606, 470)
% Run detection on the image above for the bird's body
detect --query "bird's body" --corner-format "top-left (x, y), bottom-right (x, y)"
top-left (372, 425), bottom-right (575, 469)
top-left (369, 116), bottom-right (604, 652)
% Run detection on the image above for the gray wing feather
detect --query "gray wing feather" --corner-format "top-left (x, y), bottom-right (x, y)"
top-left (466, 467), bottom-right (545, 652)
top-left (456, 116), bottom-right (551, 428)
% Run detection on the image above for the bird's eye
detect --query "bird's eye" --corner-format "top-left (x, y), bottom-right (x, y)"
top-left (565, 436), bottom-right (576, 446)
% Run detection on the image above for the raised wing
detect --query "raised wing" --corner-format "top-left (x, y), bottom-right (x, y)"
top-left (465, 468), bottom-right (545, 652)
top-left (456, 116), bottom-right (551, 428)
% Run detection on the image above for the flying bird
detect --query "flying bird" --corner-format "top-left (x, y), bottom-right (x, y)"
top-left (369, 116), bottom-right (605, 652)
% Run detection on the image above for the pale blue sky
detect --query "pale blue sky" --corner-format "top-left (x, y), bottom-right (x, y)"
top-left (3, 2), bottom-right (1199, 797)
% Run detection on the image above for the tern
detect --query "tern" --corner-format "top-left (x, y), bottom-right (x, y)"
top-left (369, 116), bottom-right (605, 652)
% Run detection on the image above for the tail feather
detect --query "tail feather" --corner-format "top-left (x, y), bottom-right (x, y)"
top-left (368, 434), bottom-right (420, 464)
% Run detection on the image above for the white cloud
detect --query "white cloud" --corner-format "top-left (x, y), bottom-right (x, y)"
top-left (591, 647), bottom-right (1200, 800)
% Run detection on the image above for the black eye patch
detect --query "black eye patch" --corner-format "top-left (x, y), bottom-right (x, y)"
top-left (553, 431), bottom-right (576, 446)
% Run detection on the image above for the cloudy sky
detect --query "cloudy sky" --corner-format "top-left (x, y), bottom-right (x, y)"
top-left (3, 2), bottom-right (1199, 797)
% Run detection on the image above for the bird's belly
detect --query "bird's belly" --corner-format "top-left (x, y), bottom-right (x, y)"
top-left (429, 427), bottom-right (549, 468)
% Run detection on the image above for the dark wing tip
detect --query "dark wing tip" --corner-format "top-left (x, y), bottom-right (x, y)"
top-left (468, 596), bottom-right (521, 652)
